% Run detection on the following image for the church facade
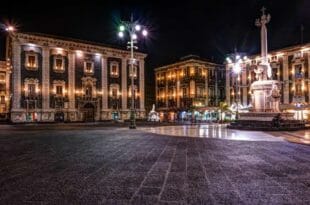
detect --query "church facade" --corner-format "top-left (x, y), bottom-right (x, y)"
top-left (226, 43), bottom-right (310, 120)
top-left (6, 32), bottom-right (146, 122)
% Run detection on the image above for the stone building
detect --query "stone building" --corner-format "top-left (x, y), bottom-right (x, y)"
top-left (226, 43), bottom-right (310, 120)
top-left (6, 32), bottom-right (146, 122)
top-left (155, 55), bottom-right (225, 121)
top-left (0, 60), bottom-right (11, 121)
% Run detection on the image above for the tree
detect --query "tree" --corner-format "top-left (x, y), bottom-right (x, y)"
top-left (218, 102), bottom-right (229, 123)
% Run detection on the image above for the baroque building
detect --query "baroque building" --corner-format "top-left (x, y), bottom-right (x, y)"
top-left (155, 55), bottom-right (225, 121)
top-left (0, 60), bottom-right (11, 121)
top-left (6, 32), bottom-right (146, 122)
top-left (226, 43), bottom-right (310, 120)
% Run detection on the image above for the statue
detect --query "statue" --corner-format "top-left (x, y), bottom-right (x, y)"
top-left (267, 82), bottom-right (281, 112)
top-left (148, 104), bottom-right (160, 122)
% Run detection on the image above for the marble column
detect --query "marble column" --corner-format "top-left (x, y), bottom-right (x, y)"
top-left (121, 58), bottom-right (127, 110)
top-left (42, 47), bottom-right (50, 111)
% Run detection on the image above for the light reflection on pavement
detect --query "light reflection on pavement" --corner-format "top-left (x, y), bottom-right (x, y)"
top-left (139, 124), bottom-right (284, 142)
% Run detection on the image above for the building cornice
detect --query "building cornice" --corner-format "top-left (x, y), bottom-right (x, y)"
top-left (154, 59), bottom-right (223, 72)
top-left (13, 32), bottom-right (147, 59)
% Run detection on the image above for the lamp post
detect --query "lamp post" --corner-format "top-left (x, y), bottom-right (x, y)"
top-left (118, 16), bottom-right (148, 129)
top-left (226, 52), bottom-right (247, 120)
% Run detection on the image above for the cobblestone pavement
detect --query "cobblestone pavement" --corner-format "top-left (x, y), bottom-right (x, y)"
top-left (0, 125), bottom-right (309, 204)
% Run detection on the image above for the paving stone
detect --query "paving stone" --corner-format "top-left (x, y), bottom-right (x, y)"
top-left (0, 124), bottom-right (309, 204)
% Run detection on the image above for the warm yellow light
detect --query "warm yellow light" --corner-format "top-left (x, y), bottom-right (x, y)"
top-left (56, 48), bottom-right (63, 55)
top-left (301, 47), bottom-right (309, 53)
top-left (76, 50), bottom-right (83, 58)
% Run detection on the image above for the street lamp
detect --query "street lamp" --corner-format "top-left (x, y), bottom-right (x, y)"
top-left (226, 51), bottom-right (247, 120)
top-left (118, 16), bottom-right (148, 129)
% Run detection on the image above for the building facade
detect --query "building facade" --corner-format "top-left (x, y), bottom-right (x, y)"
top-left (155, 55), bottom-right (225, 121)
top-left (6, 32), bottom-right (146, 122)
top-left (0, 60), bottom-right (11, 121)
top-left (226, 43), bottom-right (310, 120)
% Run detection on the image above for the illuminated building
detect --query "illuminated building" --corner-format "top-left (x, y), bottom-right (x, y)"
top-left (226, 43), bottom-right (310, 120)
top-left (0, 60), bottom-right (11, 121)
top-left (6, 32), bottom-right (146, 122)
top-left (155, 55), bottom-right (225, 121)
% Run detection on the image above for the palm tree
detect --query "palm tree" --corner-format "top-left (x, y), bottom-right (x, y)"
top-left (218, 102), bottom-right (229, 123)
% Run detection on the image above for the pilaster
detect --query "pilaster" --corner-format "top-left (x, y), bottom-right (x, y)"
top-left (139, 60), bottom-right (145, 110)
top-left (42, 47), bottom-right (50, 110)
top-left (225, 65), bottom-right (231, 105)
top-left (121, 58), bottom-right (127, 110)
top-left (68, 51), bottom-right (75, 110)
top-left (282, 55), bottom-right (289, 104)
top-left (102, 56), bottom-right (108, 109)
top-left (205, 67), bottom-right (209, 106)
top-left (12, 40), bottom-right (21, 110)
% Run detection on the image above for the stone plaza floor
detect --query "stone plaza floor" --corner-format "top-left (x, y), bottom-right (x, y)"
top-left (0, 124), bottom-right (309, 204)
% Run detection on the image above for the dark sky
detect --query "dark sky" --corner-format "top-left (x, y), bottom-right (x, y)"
top-left (1, 0), bottom-right (309, 102)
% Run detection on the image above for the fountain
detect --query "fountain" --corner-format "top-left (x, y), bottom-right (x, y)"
top-left (228, 7), bottom-right (305, 131)
top-left (148, 104), bottom-right (160, 122)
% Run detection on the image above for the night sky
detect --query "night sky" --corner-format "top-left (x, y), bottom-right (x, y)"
top-left (1, 0), bottom-right (309, 106)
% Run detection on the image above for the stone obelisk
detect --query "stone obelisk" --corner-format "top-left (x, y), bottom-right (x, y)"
top-left (255, 7), bottom-right (271, 79)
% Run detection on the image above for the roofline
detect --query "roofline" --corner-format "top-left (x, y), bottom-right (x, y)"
top-left (247, 42), bottom-right (310, 60)
top-left (154, 58), bottom-right (223, 71)
top-left (15, 32), bottom-right (147, 58)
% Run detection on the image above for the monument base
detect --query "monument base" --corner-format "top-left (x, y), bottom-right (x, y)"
top-left (227, 112), bottom-right (306, 131)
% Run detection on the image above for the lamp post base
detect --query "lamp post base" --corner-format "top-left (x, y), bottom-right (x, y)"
top-left (129, 109), bottom-right (136, 129)
top-left (129, 124), bottom-right (136, 129)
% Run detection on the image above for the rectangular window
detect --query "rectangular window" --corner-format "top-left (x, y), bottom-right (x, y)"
top-left (0, 84), bottom-right (5, 92)
top-left (86, 62), bottom-right (92, 71)
top-left (56, 86), bottom-right (63, 95)
top-left (0, 74), bottom-right (5, 82)
top-left (55, 58), bottom-right (63, 70)
top-left (0, 96), bottom-right (5, 104)
top-left (28, 55), bottom-right (36, 68)
top-left (84, 62), bottom-right (94, 74)
top-left (110, 64), bottom-right (119, 77)
top-left (130, 66), bottom-right (137, 77)
top-left (183, 88), bottom-right (187, 97)
top-left (112, 88), bottom-right (117, 98)
top-left (28, 84), bottom-right (36, 96)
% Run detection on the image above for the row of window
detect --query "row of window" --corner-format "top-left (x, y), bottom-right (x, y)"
top-left (24, 54), bottom-right (138, 77)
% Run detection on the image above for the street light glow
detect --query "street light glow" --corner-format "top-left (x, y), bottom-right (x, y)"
top-left (142, 29), bottom-right (148, 36)
top-left (135, 25), bottom-right (141, 31)
top-left (233, 63), bottom-right (241, 74)
top-left (119, 25), bottom-right (125, 31)
top-left (236, 55), bottom-right (240, 60)
top-left (118, 31), bottom-right (124, 38)
top-left (132, 33), bottom-right (137, 40)
top-left (5, 26), bottom-right (15, 32)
